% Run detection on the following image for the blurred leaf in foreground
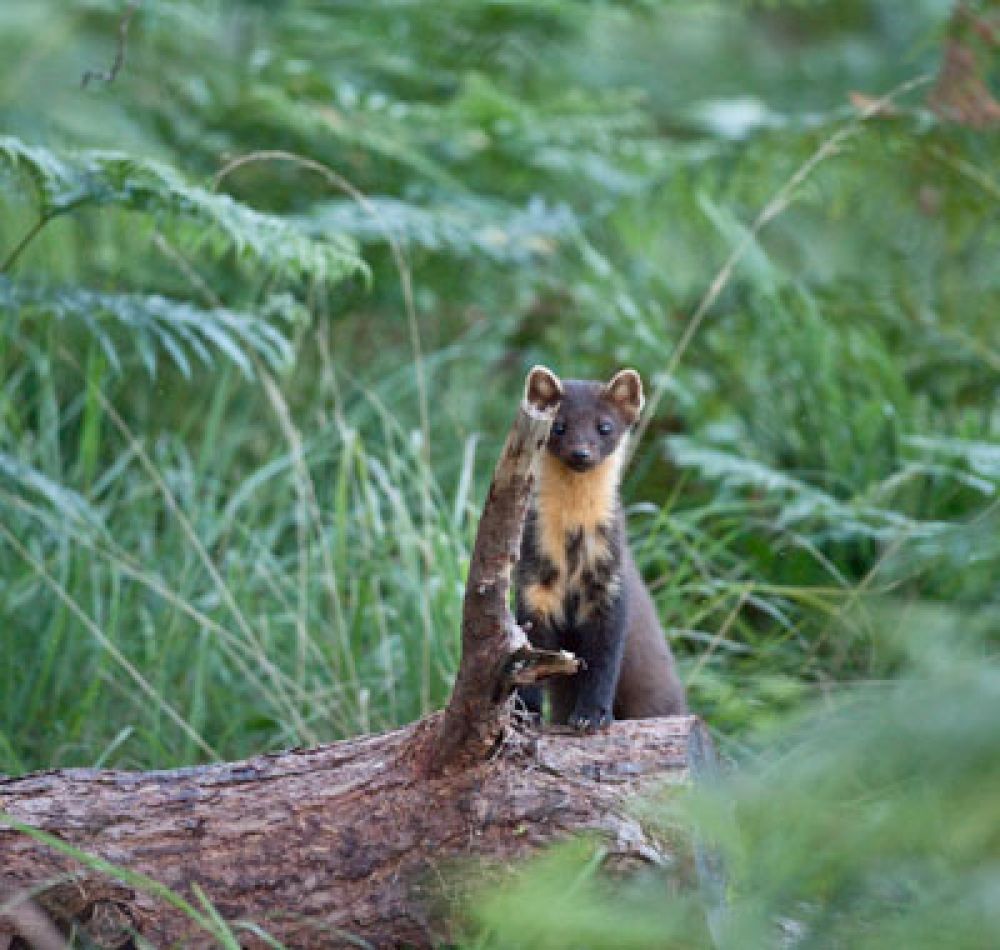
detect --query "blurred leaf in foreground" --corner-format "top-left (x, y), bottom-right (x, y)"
top-left (466, 613), bottom-right (1000, 949)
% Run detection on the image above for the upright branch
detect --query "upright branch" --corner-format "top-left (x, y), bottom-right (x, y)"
top-left (429, 381), bottom-right (569, 772)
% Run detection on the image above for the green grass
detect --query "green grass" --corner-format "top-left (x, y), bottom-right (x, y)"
top-left (0, 0), bottom-right (997, 945)
top-left (1, 351), bottom-right (475, 765)
top-left (1, 0), bottom-right (997, 770)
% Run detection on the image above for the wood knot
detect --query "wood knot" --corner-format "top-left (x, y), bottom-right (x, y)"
top-left (33, 882), bottom-right (136, 949)
top-left (83, 900), bottom-right (136, 949)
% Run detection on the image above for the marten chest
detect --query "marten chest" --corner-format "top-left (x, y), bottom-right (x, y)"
top-left (520, 507), bottom-right (621, 628)
top-left (518, 451), bottom-right (625, 627)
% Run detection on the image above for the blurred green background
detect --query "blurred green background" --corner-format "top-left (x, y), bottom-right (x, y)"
top-left (1, 1), bottom-right (997, 946)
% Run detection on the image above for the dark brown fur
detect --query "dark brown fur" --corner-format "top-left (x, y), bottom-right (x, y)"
top-left (516, 367), bottom-right (686, 731)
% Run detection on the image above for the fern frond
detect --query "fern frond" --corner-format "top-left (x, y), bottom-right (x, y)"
top-left (0, 137), bottom-right (368, 288)
top-left (0, 452), bottom-right (102, 528)
top-left (305, 196), bottom-right (578, 262)
top-left (904, 435), bottom-right (1000, 482)
top-left (669, 437), bottom-right (948, 543)
top-left (0, 277), bottom-right (296, 378)
top-left (236, 85), bottom-right (463, 192)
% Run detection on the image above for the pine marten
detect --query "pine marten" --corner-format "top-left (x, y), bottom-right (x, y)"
top-left (516, 366), bottom-right (686, 731)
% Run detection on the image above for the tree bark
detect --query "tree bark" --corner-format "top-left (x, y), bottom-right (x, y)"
top-left (425, 389), bottom-right (576, 774)
top-left (1, 386), bottom-right (714, 949)
top-left (1, 716), bottom-right (710, 948)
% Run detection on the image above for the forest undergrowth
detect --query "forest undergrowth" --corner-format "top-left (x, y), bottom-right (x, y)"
top-left (1, 2), bottom-right (997, 946)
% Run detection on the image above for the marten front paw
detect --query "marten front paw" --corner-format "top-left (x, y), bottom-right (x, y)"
top-left (568, 704), bottom-right (612, 733)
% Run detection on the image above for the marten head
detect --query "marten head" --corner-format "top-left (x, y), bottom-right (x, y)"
top-left (525, 366), bottom-right (644, 473)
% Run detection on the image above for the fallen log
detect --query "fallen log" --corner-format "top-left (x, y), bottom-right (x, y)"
top-left (1, 716), bottom-right (710, 948)
top-left (1, 377), bottom-right (714, 949)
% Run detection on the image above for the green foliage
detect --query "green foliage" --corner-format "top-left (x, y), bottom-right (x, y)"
top-left (467, 619), bottom-right (1000, 949)
top-left (308, 196), bottom-right (578, 264)
top-left (0, 451), bottom-right (101, 528)
top-left (0, 137), bottom-right (367, 286)
top-left (0, 0), bottom-right (997, 941)
top-left (0, 0), bottom-right (994, 749)
top-left (0, 276), bottom-right (296, 377)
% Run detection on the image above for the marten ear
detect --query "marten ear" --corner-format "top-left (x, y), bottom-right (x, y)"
top-left (524, 365), bottom-right (563, 411)
top-left (604, 368), bottom-right (644, 423)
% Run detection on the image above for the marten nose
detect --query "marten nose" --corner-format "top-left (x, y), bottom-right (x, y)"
top-left (570, 448), bottom-right (592, 464)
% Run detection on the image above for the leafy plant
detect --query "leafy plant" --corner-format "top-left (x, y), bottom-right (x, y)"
top-left (0, 137), bottom-right (366, 283)
top-left (466, 617), bottom-right (1000, 949)
top-left (0, 0), bottom-right (995, 836)
top-left (0, 276), bottom-right (296, 377)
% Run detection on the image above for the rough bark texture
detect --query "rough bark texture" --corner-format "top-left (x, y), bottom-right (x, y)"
top-left (0, 386), bottom-right (715, 948)
top-left (427, 392), bottom-right (572, 774)
top-left (1, 716), bottom-right (709, 948)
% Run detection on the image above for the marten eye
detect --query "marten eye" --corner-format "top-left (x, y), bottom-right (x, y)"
top-left (552, 421), bottom-right (567, 436)
top-left (597, 420), bottom-right (613, 435)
